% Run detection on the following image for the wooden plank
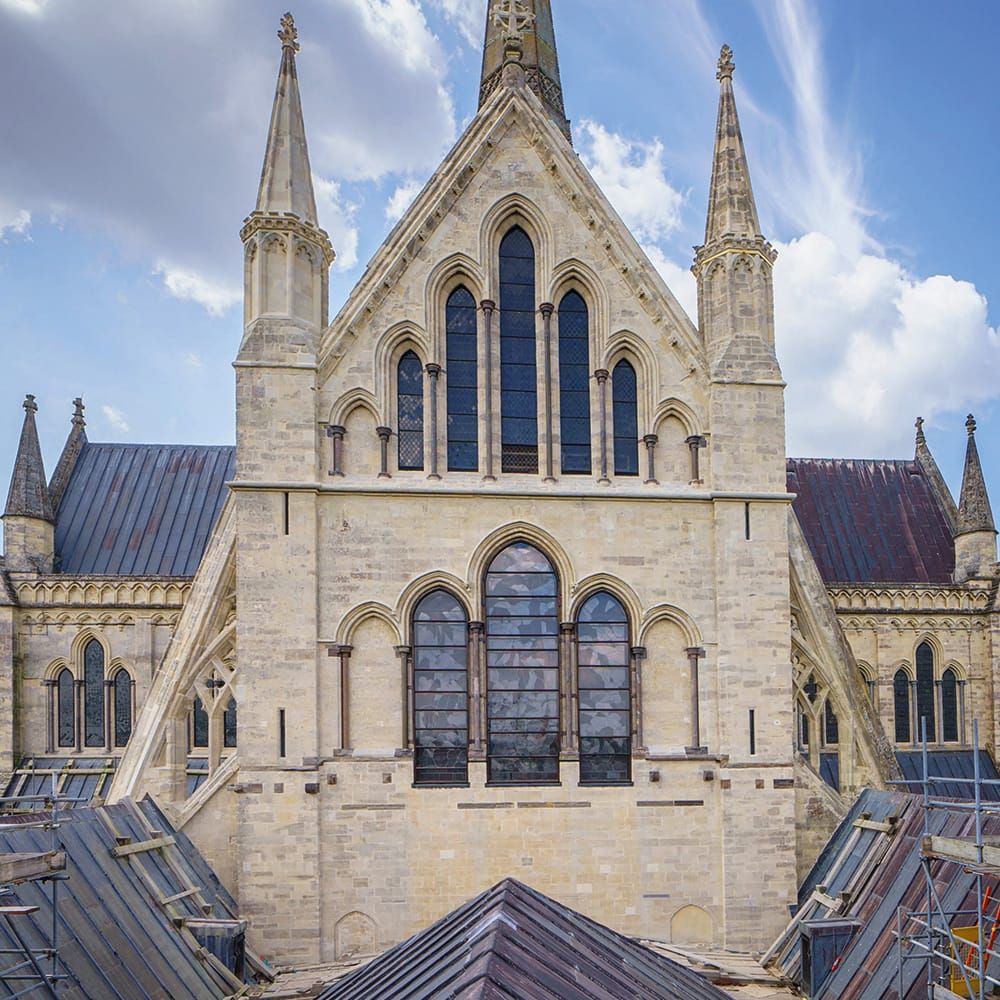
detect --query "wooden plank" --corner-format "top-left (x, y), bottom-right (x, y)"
top-left (811, 889), bottom-right (843, 912)
top-left (853, 817), bottom-right (897, 834)
top-left (923, 835), bottom-right (1000, 870)
top-left (159, 886), bottom-right (201, 906)
top-left (111, 835), bottom-right (175, 858)
top-left (0, 850), bottom-right (65, 883)
top-left (0, 905), bottom-right (39, 916)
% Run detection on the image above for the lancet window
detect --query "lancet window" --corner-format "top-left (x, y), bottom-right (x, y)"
top-left (397, 351), bottom-right (424, 470)
top-left (499, 228), bottom-right (538, 474)
top-left (915, 642), bottom-right (935, 742)
top-left (558, 291), bottom-right (591, 475)
top-left (823, 700), bottom-right (839, 745)
top-left (612, 360), bottom-right (639, 476)
top-left (485, 542), bottom-right (559, 783)
top-left (941, 668), bottom-right (959, 743)
top-left (576, 592), bottom-right (631, 783)
top-left (83, 639), bottom-right (105, 748)
top-left (893, 670), bottom-right (911, 743)
top-left (411, 590), bottom-right (469, 785)
top-left (113, 669), bottom-right (132, 747)
top-left (224, 698), bottom-right (238, 748)
top-left (191, 697), bottom-right (209, 750)
top-left (446, 287), bottom-right (479, 472)
top-left (57, 668), bottom-right (75, 749)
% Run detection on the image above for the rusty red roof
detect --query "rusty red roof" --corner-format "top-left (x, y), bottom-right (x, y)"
top-left (787, 458), bottom-right (955, 585)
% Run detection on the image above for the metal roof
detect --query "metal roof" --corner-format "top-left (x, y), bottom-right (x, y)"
top-left (320, 878), bottom-right (731, 1000)
top-left (0, 797), bottom-right (249, 999)
top-left (54, 443), bottom-right (234, 577)
top-left (895, 749), bottom-right (1000, 801)
top-left (787, 458), bottom-right (956, 585)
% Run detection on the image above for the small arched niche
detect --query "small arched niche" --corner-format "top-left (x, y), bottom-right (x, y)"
top-left (670, 904), bottom-right (714, 945)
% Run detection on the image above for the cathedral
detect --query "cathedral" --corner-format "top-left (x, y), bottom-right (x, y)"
top-left (1, 0), bottom-right (997, 968)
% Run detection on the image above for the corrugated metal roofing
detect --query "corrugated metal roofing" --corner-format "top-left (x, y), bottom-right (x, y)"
top-left (787, 458), bottom-right (955, 584)
top-left (0, 798), bottom-right (249, 999)
top-left (895, 749), bottom-right (1000, 801)
top-left (54, 443), bottom-right (234, 577)
top-left (320, 878), bottom-right (731, 1000)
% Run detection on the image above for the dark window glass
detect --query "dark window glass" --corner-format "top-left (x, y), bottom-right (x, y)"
top-left (413, 590), bottom-right (468, 784)
top-left (224, 698), bottom-right (238, 748)
top-left (447, 287), bottom-right (479, 471)
top-left (612, 360), bottom-right (639, 476)
top-left (397, 350), bottom-right (424, 470)
top-left (499, 228), bottom-right (538, 473)
top-left (893, 670), bottom-right (911, 743)
top-left (915, 642), bottom-right (935, 742)
top-left (113, 671), bottom-right (132, 747)
top-left (941, 669), bottom-right (959, 743)
top-left (486, 543), bottom-right (558, 783)
top-left (57, 669), bottom-right (74, 748)
top-left (558, 291), bottom-right (591, 474)
top-left (84, 639), bottom-right (105, 748)
top-left (824, 700), bottom-right (839, 746)
top-left (192, 696), bottom-right (209, 749)
top-left (577, 592), bottom-right (630, 782)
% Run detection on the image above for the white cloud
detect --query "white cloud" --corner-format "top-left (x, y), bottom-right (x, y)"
top-left (181, 352), bottom-right (204, 369)
top-left (0, 0), bottom-right (46, 15)
top-left (576, 120), bottom-right (686, 244)
top-left (101, 404), bottom-right (129, 433)
top-left (0, 199), bottom-right (31, 239)
top-left (642, 244), bottom-right (697, 324)
top-left (313, 176), bottom-right (360, 271)
top-left (385, 178), bottom-right (422, 224)
top-left (153, 261), bottom-right (240, 316)
top-left (426, 0), bottom-right (484, 48)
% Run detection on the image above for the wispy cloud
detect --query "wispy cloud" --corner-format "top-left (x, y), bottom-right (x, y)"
top-left (426, 0), bottom-right (484, 49)
top-left (313, 176), bottom-right (360, 271)
top-left (0, 202), bottom-right (31, 239)
top-left (385, 178), bottom-right (423, 224)
top-left (101, 404), bottom-right (129, 433)
top-left (153, 261), bottom-right (240, 316)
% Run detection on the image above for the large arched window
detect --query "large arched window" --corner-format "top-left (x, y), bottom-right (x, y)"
top-left (558, 291), bottom-right (591, 475)
top-left (893, 670), bottom-right (911, 743)
top-left (446, 287), bottom-right (479, 472)
top-left (499, 228), bottom-right (538, 474)
top-left (57, 668), bottom-right (75, 749)
top-left (83, 639), bottom-right (105, 748)
top-left (612, 359), bottom-right (639, 476)
top-left (915, 642), bottom-right (936, 742)
top-left (941, 668), bottom-right (959, 743)
top-left (113, 670), bottom-right (132, 748)
top-left (397, 350), bottom-right (424, 471)
top-left (486, 542), bottom-right (558, 783)
top-left (577, 592), bottom-right (631, 783)
top-left (413, 590), bottom-right (469, 785)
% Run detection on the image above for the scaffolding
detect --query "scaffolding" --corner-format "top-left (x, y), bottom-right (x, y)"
top-left (0, 775), bottom-right (74, 998)
top-left (894, 719), bottom-right (1000, 999)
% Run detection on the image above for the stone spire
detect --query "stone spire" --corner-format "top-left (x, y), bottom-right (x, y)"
top-left (914, 416), bottom-right (958, 533)
top-left (957, 415), bottom-right (995, 534)
top-left (480, 0), bottom-right (571, 141)
top-left (703, 44), bottom-right (763, 244)
top-left (4, 395), bottom-right (52, 522)
top-left (48, 397), bottom-right (88, 514)
top-left (254, 12), bottom-right (320, 226)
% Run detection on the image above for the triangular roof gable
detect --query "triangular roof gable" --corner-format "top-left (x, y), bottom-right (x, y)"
top-left (319, 80), bottom-right (703, 382)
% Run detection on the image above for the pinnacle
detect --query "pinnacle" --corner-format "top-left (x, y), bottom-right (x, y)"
top-left (4, 394), bottom-right (54, 522)
top-left (957, 413), bottom-right (995, 536)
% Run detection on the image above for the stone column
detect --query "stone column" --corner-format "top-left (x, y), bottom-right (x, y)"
top-left (935, 679), bottom-right (944, 747)
top-left (44, 680), bottom-right (55, 753)
top-left (425, 364), bottom-right (442, 480)
top-left (560, 622), bottom-right (577, 756)
top-left (960, 681), bottom-right (968, 746)
top-left (540, 303), bottom-right (556, 482)
top-left (74, 679), bottom-right (83, 753)
top-left (468, 622), bottom-right (486, 759)
top-left (130, 678), bottom-right (136, 746)
top-left (910, 681), bottom-right (919, 748)
top-left (643, 434), bottom-right (658, 484)
top-left (630, 646), bottom-right (647, 754)
top-left (685, 647), bottom-right (707, 754)
top-left (376, 427), bottom-right (392, 479)
top-left (480, 300), bottom-right (496, 481)
top-left (104, 679), bottom-right (113, 752)
top-left (595, 369), bottom-right (610, 485)
top-left (687, 435), bottom-right (706, 484)
top-left (338, 645), bottom-right (353, 751)
top-left (328, 425), bottom-right (346, 477)
top-left (395, 645), bottom-right (413, 751)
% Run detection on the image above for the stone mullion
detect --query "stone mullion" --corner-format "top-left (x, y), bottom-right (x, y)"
top-left (686, 647), bottom-right (707, 755)
top-left (935, 679), bottom-right (944, 747)
top-left (910, 681), bottom-right (919, 748)
top-left (595, 369), bottom-right (610, 484)
top-left (44, 680), bottom-right (55, 754)
top-left (104, 679), bottom-right (113, 753)
top-left (559, 623), bottom-right (577, 757)
top-left (630, 646), bottom-right (647, 755)
top-left (960, 681), bottom-right (968, 746)
top-left (480, 300), bottom-right (496, 481)
top-left (376, 427), bottom-right (392, 479)
top-left (129, 678), bottom-right (136, 746)
top-left (338, 645), bottom-right (353, 752)
top-left (395, 645), bottom-right (413, 752)
top-left (643, 435), bottom-right (658, 485)
top-left (425, 364), bottom-right (442, 480)
top-left (468, 622), bottom-right (486, 760)
top-left (74, 679), bottom-right (83, 753)
top-left (540, 303), bottom-right (555, 482)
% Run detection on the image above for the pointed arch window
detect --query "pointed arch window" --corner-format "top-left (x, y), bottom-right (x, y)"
top-left (413, 590), bottom-right (469, 785)
top-left (113, 670), bottom-right (132, 747)
top-left (893, 670), bottom-right (911, 743)
top-left (485, 542), bottom-right (559, 783)
top-left (499, 228), bottom-right (538, 474)
top-left (558, 291), bottom-right (591, 474)
top-left (915, 642), bottom-right (936, 742)
top-left (796, 700), bottom-right (810, 750)
top-left (191, 697), bottom-right (209, 750)
top-left (823, 700), bottom-right (839, 746)
top-left (612, 360), bottom-right (639, 476)
top-left (577, 592), bottom-right (631, 783)
top-left (446, 287), bottom-right (479, 472)
top-left (57, 669), bottom-right (75, 749)
top-left (397, 351), bottom-right (424, 470)
top-left (224, 698), bottom-right (238, 749)
top-left (83, 639), bottom-right (105, 748)
top-left (941, 668), bottom-right (959, 743)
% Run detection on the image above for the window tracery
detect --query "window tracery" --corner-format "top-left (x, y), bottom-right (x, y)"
top-left (397, 351), bottom-right (424, 470)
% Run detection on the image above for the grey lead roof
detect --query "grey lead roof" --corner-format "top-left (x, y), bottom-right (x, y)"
top-left (54, 443), bottom-right (234, 577)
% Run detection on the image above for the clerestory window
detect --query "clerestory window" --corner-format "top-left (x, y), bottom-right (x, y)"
top-left (446, 287), bottom-right (479, 472)
top-left (893, 670), bottom-right (911, 743)
top-left (113, 669), bottom-right (132, 747)
top-left (612, 359), bottom-right (639, 476)
top-left (397, 350), bottom-right (424, 471)
top-left (83, 639), bottom-right (105, 748)
top-left (57, 668), bottom-right (75, 748)
top-left (558, 291), bottom-right (592, 475)
top-left (915, 642), bottom-right (935, 742)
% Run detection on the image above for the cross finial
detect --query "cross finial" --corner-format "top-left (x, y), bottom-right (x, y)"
top-left (717, 44), bottom-right (735, 81)
top-left (23, 394), bottom-right (37, 414)
top-left (278, 12), bottom-right (300, 53)
top-left (915, 416), bottom-right (925, 444)
top-left (72, 397), bottom-right (86, 427)
top-left (494, 0), bottom-right (535, 48)
top-left (967, 414), bottom-right (977, 437)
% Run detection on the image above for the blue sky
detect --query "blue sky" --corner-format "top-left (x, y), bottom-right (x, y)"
top-left (1, 0), bottom-right (997, 520)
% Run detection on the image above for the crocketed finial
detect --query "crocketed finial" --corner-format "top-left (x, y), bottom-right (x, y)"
top-left (23, 394), bottom-right (37, 414)
top-left (915, 416), bottom-right (925, 445)
top-left (72, 397), bottom-right (86, 427)
top-left (717, 44), bottom-right (735, 81)
top-left (967, 414), bottom-right (977, 436)
top-left (278, 12), bottom-right (300, 53)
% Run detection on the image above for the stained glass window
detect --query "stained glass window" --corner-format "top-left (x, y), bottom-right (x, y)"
top-left (893, 670), bottom-right (911, 743)
top-left (915, 642), bottom-right (935, 742)
top-left (486, 543), bottom-right (559, 783)
top-left (446, 287), bottom-right (479, 472)
top-left (397, 351), bottom-right (424, 470)
top-left (577, 592), bottom-right (631, 783)
top-left (612, 359), bottom-right (639, 476)
top-left (224, 698), bottom-right (238, 748)
top-left (558, 291), bottom-right (591, 475)
top-left (83, 639), bottom-right (105, 748)
top-left (499, 228), bottom-right (538, 474)
top-left (413, 590), bottom-right (469, 784)
top-left (113, 670), bottom-right (132, 747)
top-left (941, 668), bottom-right (959, 743)
top-left (57, 668), bottom-right (74, 748)
top-left (192, 696), bottom-right (209, 749)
